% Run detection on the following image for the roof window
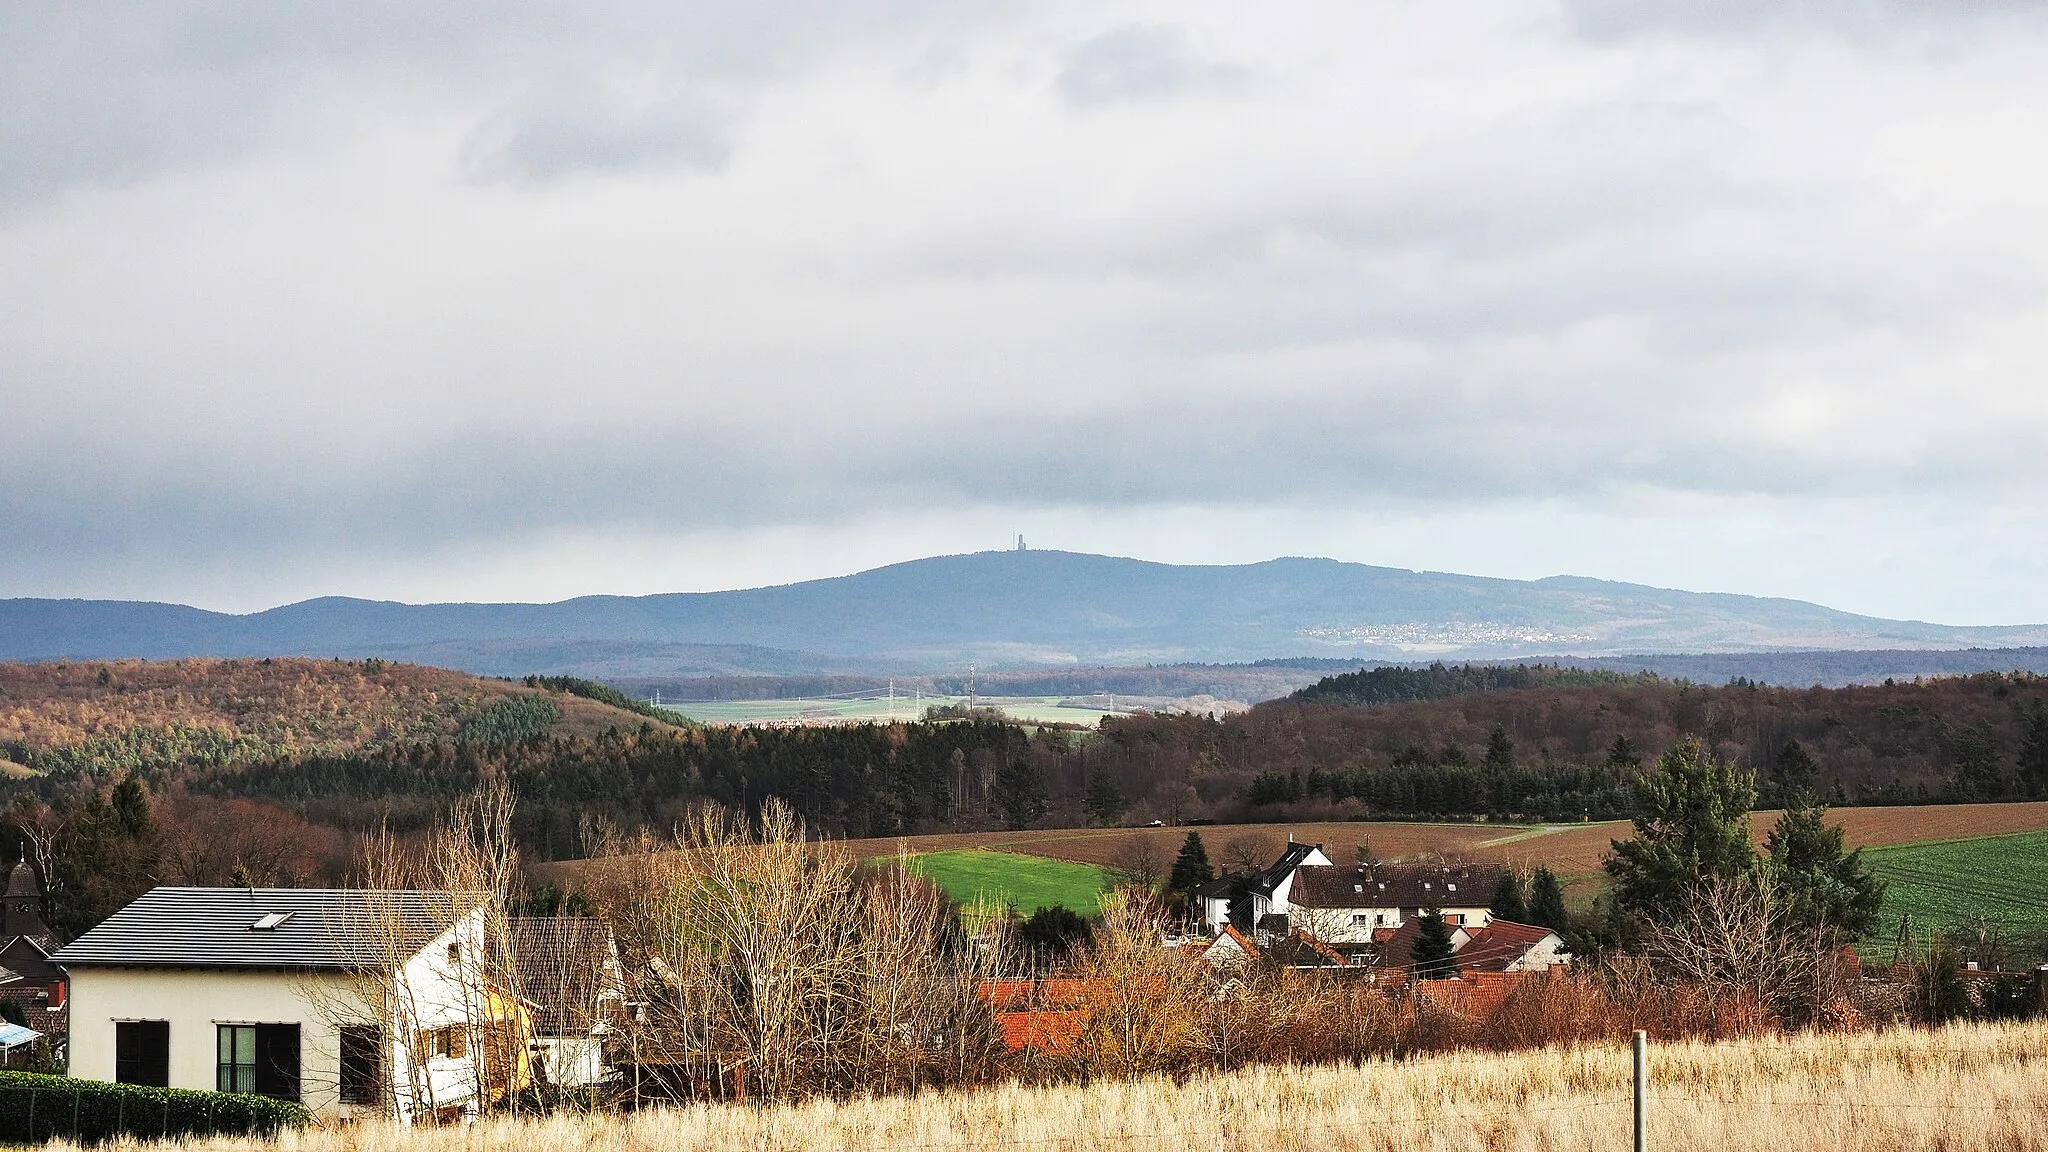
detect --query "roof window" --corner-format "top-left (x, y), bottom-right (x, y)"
top-left (250, 912), bottom-right (294, 931)
top-left (1354, 884), bottom-right (1363, 893)
top-left (1447, 884), bottom-right (1458, 892)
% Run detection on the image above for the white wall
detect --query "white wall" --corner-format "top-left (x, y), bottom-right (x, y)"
top-left (67, 967), bottom-right (370, 1118)
top-left (66, 907), bottom-right (495, 1124)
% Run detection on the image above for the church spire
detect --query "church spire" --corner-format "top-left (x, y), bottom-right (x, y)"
top-left (2, 855), bottom-right (51, 942)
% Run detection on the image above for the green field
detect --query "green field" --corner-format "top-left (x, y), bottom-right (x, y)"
top-left (661, 694), bottom-right (1125, 726)
top-left (1864, 830), bottom-right (2048, 949)
top-left (909, 850), bottom-right (1115, 917)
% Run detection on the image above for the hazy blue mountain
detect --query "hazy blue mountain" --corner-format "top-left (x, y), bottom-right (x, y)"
top-left (5, 549), bottom-right (2047, 673)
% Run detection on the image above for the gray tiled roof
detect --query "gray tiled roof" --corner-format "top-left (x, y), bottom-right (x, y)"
top-left (1289, 862), bottom-right (1506, 911)
top-left (53, 888), bottom-right (480, 970)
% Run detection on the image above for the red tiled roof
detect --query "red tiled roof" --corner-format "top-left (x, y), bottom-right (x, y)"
top-left (1217, 924), bottom-right (1259, 957)
top-left (1416, 971), bottom-right (1531, 1018)
top-left (1455, 920), bottom-right (1559, 973)
top-left (998, 1010), bottom-right (1084, 1053)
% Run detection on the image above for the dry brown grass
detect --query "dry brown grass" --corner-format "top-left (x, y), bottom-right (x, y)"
top-left (111, 1020), bottom-right (2048, 1151)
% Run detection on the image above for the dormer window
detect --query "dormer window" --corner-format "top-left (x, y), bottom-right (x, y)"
top-left (250, 912), bottom-right (292, 931)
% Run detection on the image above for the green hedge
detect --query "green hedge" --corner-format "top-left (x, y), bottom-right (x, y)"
top-left (0, 1071), bottom-right (311, 1144)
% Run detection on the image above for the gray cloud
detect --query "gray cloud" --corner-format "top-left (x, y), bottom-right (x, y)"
top-left (3, 2), bottom-right (2047, 620)
top-left (459, 85), bottom-right (731, 184)
top-left (1055, 25), bottom-right (1249, 107)
top-left (1561, 0), bottom-right (2045, 39)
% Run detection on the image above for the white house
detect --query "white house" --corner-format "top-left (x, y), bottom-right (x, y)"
top-left (1196, 844), bottom-right (1503, 946)
top-left (55, 888), bottom-right (526, 1124)
top-left (1195, 842), bottom-right (1332, 936)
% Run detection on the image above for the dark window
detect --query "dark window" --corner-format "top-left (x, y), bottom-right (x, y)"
top-left (218, 1023), bottom-right (301, 1101)
top-left (114, 1020), bottom-right (169, 1087)
top-left (339, 1025), bottom-right (382, 1104)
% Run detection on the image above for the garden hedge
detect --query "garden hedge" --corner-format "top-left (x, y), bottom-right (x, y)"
top-left (0, 1070), bottom-right (311, 1143)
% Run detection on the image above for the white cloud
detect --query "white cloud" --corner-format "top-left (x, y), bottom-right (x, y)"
top-left (2, 0), bottom-right (2047, 625)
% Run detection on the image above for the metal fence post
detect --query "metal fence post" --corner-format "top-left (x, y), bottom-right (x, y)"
top-left (1633, 1030), bottom-right (1648, 1152)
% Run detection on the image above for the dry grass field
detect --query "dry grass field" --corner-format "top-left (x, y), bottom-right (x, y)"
top-left (128, 1021), bottom-right (2048, 1152)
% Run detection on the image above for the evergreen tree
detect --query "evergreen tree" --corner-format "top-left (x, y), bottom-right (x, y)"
top-left (1167, 832), bottom-right (1214, 901)
top-left (1528, 866), bottom-right (1569, 932)
top-left (1765, 800), bottom-right (1885, 939)
top-left (1482, 726), bottom-right (1517, 772)
top-left (1354, 839), bottom-right (1379, 866)
top-left (1083, 769), bottom-right (1125, 825)
top-left (1411, 906), bottom-right (1459, 978)
top-left (992, 758), bottom-right (1047, 830)
top-left (1017, 905), bottom-right (1093, 968)
top-left (1225, 876), bottom-right (1254, 932)
top-left (1948, 728), bottom-right (2005, 801)
top-left (1489, 868), bottom-right (1528, 923)
top-left (1603, 737), bottom-right (1757, 921)
top-left (2017, 702), bottom-right (2048, 800)
top-left (1606, 734), bottom-right (1643, 774)
top-left (1773, 739), bottom-right (1820, 799)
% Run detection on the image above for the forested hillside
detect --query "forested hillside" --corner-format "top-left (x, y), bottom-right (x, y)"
top-left (6, 660), bottom-right (2048, 940)
top-left (0, 658), bottom-right (672, 777)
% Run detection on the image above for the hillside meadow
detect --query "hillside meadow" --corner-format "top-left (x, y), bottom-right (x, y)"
top-left (121, 1021), bottom-right (2048, 1152)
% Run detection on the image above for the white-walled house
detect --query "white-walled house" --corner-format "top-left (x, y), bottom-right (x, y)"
top-left (1195, 843), bottom-right (1332, 936)
top-left (55, 888), bottom-right (524, 1124)
top-left (1196, 844), bottom-right (1503, 947)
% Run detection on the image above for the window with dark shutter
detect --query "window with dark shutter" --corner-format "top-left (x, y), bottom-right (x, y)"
top-left (115, 1020), bottom-right (170, 1087)
top-left (339, 1025), bottom-right (382, 1104)
top-left (255, 1024), bottom-right (301, 1102)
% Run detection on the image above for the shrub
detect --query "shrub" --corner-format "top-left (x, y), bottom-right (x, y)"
top-left (0, 1071), bottom-right (310, 1143)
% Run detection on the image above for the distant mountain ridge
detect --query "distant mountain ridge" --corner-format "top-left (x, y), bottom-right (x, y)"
top-left (4, 550), bottom-right (2046, 674)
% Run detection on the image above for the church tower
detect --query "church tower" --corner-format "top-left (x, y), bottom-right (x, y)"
top-left (2, 856), bottom-right (51, 944)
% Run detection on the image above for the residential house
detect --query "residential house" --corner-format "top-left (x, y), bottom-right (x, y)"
top-left (0, 857), bottom-right (67, 1042)
top-left (509, 917), bottom-right (622, 1088)
top-left (1197, 843), bottom-right (1502, 949)
top-left (1195, 842), bottom-right (1332, 937)
top-left (1374, 916), bottom-right (1569, 976)
top-left (55, 888), bottom-right (531, 1123)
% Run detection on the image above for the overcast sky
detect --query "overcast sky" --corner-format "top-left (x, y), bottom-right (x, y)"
top-left (5, 1), bottom-right (2048, 622)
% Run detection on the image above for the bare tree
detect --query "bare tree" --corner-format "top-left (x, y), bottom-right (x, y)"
top-left (1106, 836), bottom-right (1167, 891)
top-left (1061, 889), bottom-right (1211, 1079)
top-left (1641, 871), bottom-right (1844, 1027)
top-left (1219, 833), bottom-right (1279, 876)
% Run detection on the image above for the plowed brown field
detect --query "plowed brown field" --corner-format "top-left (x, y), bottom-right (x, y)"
top-left (535, 801), bottom-right (2048, 894)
